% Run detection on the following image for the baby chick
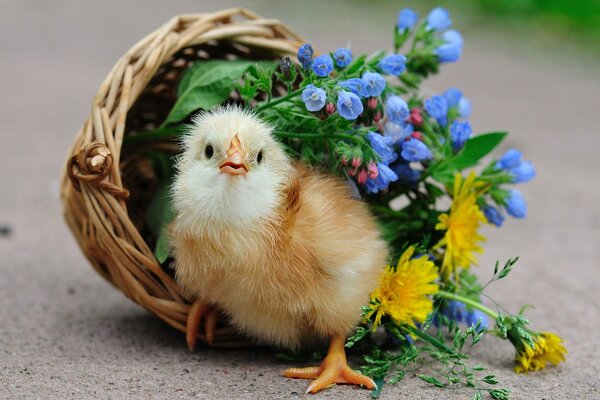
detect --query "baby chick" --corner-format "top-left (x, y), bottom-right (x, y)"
top-left (171, 106), bottom-right (387, 394)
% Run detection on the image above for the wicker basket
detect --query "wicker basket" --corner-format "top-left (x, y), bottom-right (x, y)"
top-left (60, 8), bottom-right (303, 347)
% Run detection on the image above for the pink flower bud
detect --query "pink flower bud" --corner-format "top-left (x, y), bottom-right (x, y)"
top-left (373, 111), bottom-right (382, 123)
top-left (409, 107), bottom-right (424, 126)
top-left (367, 161), bottom-right (379, 179)
top-left (351, 157), bottom-right (362, 168)
top-left (357, 169), bottom-right (368, 184)
top-left (341, 156), bottom-right (349, 165)
top-left (325, 103), bottom-right (336, 114)
top-left (411, 131), bottom-right (423, 140)
top-left (367, 97), bottom-right (378, 110)
top-left (347, 167), bottom-right (357, 177)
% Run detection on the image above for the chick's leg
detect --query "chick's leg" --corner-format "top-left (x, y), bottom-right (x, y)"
top-left (186, 299), bottom-right (220, 351)
top-left (284, 335), bottom-right (376, 394)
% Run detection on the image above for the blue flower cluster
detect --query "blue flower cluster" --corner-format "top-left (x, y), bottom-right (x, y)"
top-left (439, 301), bottom-right (489, 333)
top-left (424, 87), bottom-right (471, 130)
top-left (365, 132), bottom-right (399, 194)
top-left (484, 148), bottom-right (536, 226)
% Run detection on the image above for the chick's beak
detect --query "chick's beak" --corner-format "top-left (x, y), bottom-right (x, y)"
top-left (219, 134), bottom-right (249, 176)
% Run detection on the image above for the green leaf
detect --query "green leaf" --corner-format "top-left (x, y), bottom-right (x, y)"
top-left (472, 391), bottom-right (483, 400)
top-left (345, 326), bottom-right (369, 348)
top-left (144, 152), bottom-right (177, 264)
top-left (483, 375), bottom-right (499, 385)
top-left (489, 388), bottom-right (510, 400)
top-left (417, 374), bottom-right (447, 388)
top-left (148, 182), bottom-right (176, 263)
top-left (430, 165), bottom-right (455, 185)
top-left (446, 132), bottom-right (507, 170)
top-left (371, 378), bottom-right (384, 398)
top-left (164, 60), bottom-right (275, 126)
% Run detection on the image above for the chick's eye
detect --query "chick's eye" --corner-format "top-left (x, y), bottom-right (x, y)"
top-left (256, 150), bottom-right (263, 164)
top-left (204, 144), bottom-right (214, 159)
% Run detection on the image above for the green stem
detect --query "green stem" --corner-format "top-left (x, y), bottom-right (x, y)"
top-left (402, 324), bottom-right (461, 358)
top-left (255, 88), bottom-right (303, 112)
top-left (437, 290), bottom-right (499, 320)
top-left (273, 131), bottom-right (363, 144)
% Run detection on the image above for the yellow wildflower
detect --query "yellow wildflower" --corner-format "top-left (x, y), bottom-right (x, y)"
top-left (514, 332), bottom-right (567, 373)
top-left (368, 246), bottom-right (439, 330)
top-left (434, 172), bottom-right (487, 279)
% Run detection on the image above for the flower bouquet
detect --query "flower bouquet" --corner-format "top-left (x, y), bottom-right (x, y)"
top-left (131, 6), bottom-right (566, 399)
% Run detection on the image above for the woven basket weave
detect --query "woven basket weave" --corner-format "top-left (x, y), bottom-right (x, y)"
top-left (60, 8), bottom-right (303, 347)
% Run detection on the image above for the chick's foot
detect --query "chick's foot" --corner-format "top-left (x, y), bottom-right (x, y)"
top-left (186, 299), bottom-right (220, 351)
top-left (284, 335), bottom-right (376, 394)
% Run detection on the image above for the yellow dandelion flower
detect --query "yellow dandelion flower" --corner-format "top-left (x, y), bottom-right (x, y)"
top-left (514, 332), bottom-right (567, 373)
top-left (434, 172), bottom-right (487, 279)
top-left (368, 246), bottom-right (439, 330)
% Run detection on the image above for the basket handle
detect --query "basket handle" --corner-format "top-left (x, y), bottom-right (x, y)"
top-left (68, 142), bottom-right (130, 199)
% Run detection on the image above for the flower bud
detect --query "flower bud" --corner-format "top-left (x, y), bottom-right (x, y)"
top-left (347, 167), bottom-right (357, 177)
top-left (373, 111), bottom-right (382, 123)
top-left (411, 131), bottom-right (423, 140)
top-left (367, 161), bottom-right (379, 179)
top-left (280, 56), bottom-right (292, 80)
top-left (341, 156), bottom-right (349, 165)
top-left (357, 169), bottom-right (368, 184)
top-left (409, 107), bottom-right (423, 126)
top-left (325, 102), bottom-right (336, 114)
top-left (351, 148), bottom-right (363, 167)
top-left (367, 97), bottom-right (378, 110)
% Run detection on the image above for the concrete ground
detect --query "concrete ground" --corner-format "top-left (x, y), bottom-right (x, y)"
top-left (1, 1), bottom-right (599, 399)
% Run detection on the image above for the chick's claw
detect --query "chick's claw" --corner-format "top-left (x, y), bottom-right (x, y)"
top-left (186, 299), bottom-right (220, 351)
top-left (284, 336), bottom-right (376, 394)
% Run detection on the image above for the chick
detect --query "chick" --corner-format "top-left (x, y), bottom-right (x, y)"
top-left (171, 106), bottom-right (387, 394)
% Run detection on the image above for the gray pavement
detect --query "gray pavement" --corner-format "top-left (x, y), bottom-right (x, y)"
top-left (1, 1), bottom-right (599, 399)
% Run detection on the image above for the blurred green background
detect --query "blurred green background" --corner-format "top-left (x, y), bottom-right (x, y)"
top-left (382, 0), bottom-right (600, 56)
top-left (464, 0), bottom-right (600, 50)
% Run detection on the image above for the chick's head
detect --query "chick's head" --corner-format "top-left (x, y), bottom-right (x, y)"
top-left (174, 107), bottom-right (292, 229)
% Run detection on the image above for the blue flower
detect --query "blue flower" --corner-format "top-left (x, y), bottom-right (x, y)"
top-left (397, 8), bottom-right (419, 31)
top-left (424, 95), bottom-right (448, 126)
top-left (450, 120), bottom-right (472, 151)
top-left (427, 7), bottom-right (452, 31)
top-left (337, 90), bottom-right (364, 120)
top-left (367, 131), bottom-right (397, 165)
top-left (311, 54), bottom-right (334, 77)
top-left (379, 54), bottom-right (407, 76)
top-left (365, 163), bottom-right (398, 193)
top-left (459, 97), bottom-right (472, 118)
top-left (334, 48), bottom-right (352, 68)
top-left (483, 205), bottom-right (505, 227)
top-left (301, 84), bottom-right (326, 112)
top-left (436, 42), bottom-right (462, 63)
top-left (385, 95), bottom-right (409, 124)
top-left (339, 78), bottom-right (368, 98)
top-left (443, 88), bottom-right (463, 108)
top-left (466, 310), bottom-right (489, 333)
top-left (443, 29), bottom-right (464, 47)
top-left (401, 138), bottom-right (432, 162)
top-left (297, 43), bottom-right (313, 69)
top-left (438, 301), bottom-right (488, 333)
top-left (497, 149), bottom-right (522, 170)
top-left (509, 160), bottom-right (536, 183)
top-left (435, 28), bottom-right (463, 63)
top-left (392, 162), bottom-right (421, 186)
top-left (362, 72), bottom-right (386, 97)
top-left (384, 121), bottom-right (412, 143)
top-left (506, 189), bottom-right (527, 218)
top-left (443, 300), bottom-right (467, 321)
